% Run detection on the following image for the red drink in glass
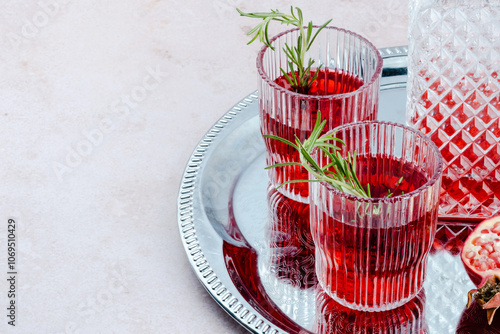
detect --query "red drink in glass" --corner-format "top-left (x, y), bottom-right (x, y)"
top-left (263, 70), bottom-right (364, 198)
top-left (317, 155), bottom-right (435, 307)
top-left (258, 27), bottom-right (382, 202)
top-left (310, 121), bottom-right (443, 311)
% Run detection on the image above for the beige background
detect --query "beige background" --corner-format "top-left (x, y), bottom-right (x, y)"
top-left (0, 0), bottom-right (408, 333)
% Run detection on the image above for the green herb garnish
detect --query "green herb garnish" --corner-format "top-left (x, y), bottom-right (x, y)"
top-left (263, 112), bottom-right (371, 198)
top-left (237, 7), bottom-right (332, 94)
top-left (264, 115), bottom-right (410, 199)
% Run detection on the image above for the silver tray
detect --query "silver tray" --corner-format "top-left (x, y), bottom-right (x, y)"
top-left (177, 47), bottom-right (484, 333)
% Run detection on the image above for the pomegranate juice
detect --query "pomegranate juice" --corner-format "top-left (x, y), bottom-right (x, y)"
top-left (312, 154), bottom-right (437, 310)
top-left (262, 69), bottom-right (365, 198)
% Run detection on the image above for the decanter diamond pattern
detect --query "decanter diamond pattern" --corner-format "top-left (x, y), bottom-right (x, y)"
top-left (432, 224), bottom-right (473, 255)
top-left (408, 2), bottom-right (500, 220)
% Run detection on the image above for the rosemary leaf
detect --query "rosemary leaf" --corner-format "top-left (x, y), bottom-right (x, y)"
top-left (265, 162), bottom-right (302, 170)
top-left (238, 7), bottom-right (332, 93)
top-left (264, 111), bottom-right (371, 198)
top-left (262, 134), bottom-right (299, 150)
top-left (275, 179), bottom-right (321, 190)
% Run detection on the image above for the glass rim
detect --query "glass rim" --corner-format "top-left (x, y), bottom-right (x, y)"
top-left (256, 26), bottom-right (383, 101)
top-left (315, 120), bottom-right (444, 203)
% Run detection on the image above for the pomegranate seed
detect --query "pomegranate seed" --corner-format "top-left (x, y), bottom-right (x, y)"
top-left (493, 221), bottom-right (500, 234)
top-left (490, 258), bottom-right (500, 268)
top-left (482, 229), bottom-right (490, 234)
top-left (465, 251), bottom-right (476, 259)
top-left (472, 236), bottom-right (486, 246)
top-left (479, 249), bottom-right (489, 256)
top-left (490, 252), bottom-right (500, 259)
top-left (485, 242), bottom-right (495, 253)
top-left (476, 261), bottom-right (489, 271)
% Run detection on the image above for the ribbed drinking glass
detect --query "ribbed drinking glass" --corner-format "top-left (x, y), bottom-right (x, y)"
top-left (258, 26), bottom-right (383, 202)
top-left (310, 121), bottom-right (443, 311)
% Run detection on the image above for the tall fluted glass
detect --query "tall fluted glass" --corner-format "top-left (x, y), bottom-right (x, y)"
top-left (407, 0), bottom-right (500, 221)
top-left (310, 121), bottom-right (443, 311)
top-left (258, 26), bottom-right (383, 202)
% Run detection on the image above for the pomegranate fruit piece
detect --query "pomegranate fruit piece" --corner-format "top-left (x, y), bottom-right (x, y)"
top-left (466, 275), bottom-right (500, 325)
top-left (461, 216), bottom-right (500, 325)
top-left (458, 299), bottom-right (500, 332)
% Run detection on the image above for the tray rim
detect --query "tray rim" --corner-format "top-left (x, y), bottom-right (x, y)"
top-left (177, 46), bottom-right (413, 334)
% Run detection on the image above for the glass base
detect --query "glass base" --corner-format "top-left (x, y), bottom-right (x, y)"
top-left (320, 282), bottom-right (424, 312)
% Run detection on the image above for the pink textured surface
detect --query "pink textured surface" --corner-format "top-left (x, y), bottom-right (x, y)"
top-left (0, 1), bottom-right (408, 333)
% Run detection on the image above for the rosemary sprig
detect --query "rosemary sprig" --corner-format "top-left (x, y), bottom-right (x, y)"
top-left (263, 112), bottom-right (370, 198)
top-left (237, 7), bottom-right (332, 94)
